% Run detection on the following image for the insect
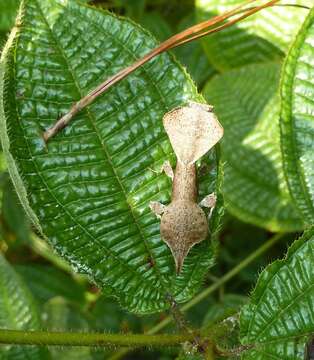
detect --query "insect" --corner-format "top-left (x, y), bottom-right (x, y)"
top-left (150, 102), bottom-right (224, 273)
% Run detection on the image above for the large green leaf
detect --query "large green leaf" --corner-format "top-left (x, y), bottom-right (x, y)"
top-left (0, 254), bottom-right (41, 329)
top-left (240, 228), bottom-right (314, 359)
top-left (195, 0), bottom-right (311, 71)
top-left (203, 63), bottom-right (303, 232)
top-left (280, 7), bottom-right (314, 225)
top-left (0, 0), bottom-right (221, 314)
top-left (0, 253), bottom-right (50, 359)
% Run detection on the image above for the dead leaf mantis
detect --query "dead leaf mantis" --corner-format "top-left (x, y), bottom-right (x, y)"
top-left (150, 102), bottom-right (223, 273)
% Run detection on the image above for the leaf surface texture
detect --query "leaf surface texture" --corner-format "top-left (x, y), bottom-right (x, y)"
top-left (196, 0), bottom-right (311, 70)
top-left (0, 254), bottom-right (50, 359)
top-left (240, 228), bottom-right (314, 359)
top-left (0, 0), bottom-right (221, 313)
top-left (280, 6), bottom-right (314, 225)
top-left (203, 63), bottom-right (302, 231)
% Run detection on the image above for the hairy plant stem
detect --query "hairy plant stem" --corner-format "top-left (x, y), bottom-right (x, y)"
top-left (109, 232), bottom-right (285, 360)
top-left (43, 0), bottom-right (280, 142)
top-left (0, 233), bottom-right (284, 356)
top-left (0, 329), bottom-right (194, 347)
top-left (166, 295), bottom-right (206, 353)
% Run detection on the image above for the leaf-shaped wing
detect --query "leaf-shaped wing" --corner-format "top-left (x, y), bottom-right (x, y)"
top-left (163, 103), bottom-right (223, 165)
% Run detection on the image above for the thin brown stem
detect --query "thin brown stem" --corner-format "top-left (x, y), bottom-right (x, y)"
top-left (166, 293), bottom-right (209, 354)
top-left (169, 0), bottom-right (280, 48)
top-left (43, 0), bottom-right (281, 142)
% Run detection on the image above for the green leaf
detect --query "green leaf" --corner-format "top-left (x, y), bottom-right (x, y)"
top-left (203, 63), bottom-right (303, 232)
top-left (280, 7), bottom-right (314, 225)
top-left (174, 13), bottom-right (216, 87)
top-left (195, 0), bottom-right (311, 71)
top-left (0, 0), bottom-right (221, 313)
top-left (14, 264), bottom-right (86, 307)
top-left (0, 255), bottom-right (41, 329)
top-left (0, 253), bottom-right (50, 359)
top-left (240, 228), bottom-right (314, 359)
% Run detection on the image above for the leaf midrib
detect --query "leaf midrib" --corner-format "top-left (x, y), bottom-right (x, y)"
top-left (255, 282), bottom-right (314, 341)
top-left (58, 1), bottom-right (185, 289)
top-left (20, 0), bottom-right (169, 296)
top-left (252, 331), bottom-right (314, 345)
top-left (244, 332), bottom-right (313, 359)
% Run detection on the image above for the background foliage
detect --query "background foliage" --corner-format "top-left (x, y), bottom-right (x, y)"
top-left (0, 0), bottom-right (313, 359)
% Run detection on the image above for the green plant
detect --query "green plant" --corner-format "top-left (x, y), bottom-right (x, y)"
top-left (0, 0), bottom-right (313, 359)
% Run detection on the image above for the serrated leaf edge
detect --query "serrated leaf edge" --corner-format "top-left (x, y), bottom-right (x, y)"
top-left (240, 227), bottom-right (314, 348)
top-left (280, 6), bottom-right (314, 225)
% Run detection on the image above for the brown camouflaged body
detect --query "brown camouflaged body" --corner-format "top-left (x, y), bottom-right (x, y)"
top-left (160, 162), bottom-right (208, 273)
top-left (160, 102), bottom-right (223, 273)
